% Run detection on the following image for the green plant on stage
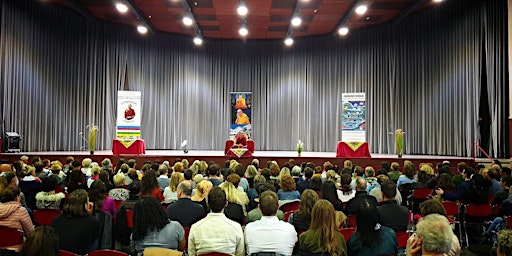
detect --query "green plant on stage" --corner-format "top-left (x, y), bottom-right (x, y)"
top-left (80, 125), bottom-right (99, 154)
top-left (297, 140), bottom-right (303, 155)
top-left (395, 129), bottom-right (404, 157)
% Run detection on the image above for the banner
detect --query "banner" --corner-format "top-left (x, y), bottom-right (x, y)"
top-left (230, 92), bottom-right (252, 139)
top-left (117, 91), bottom-right (142, 140)
top-left (342, 92), bottom-right (366, 142)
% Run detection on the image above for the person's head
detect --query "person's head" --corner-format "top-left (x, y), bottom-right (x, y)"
top-left (101, 158), bottom-right (111, 170)
top-left (419, 199), bottom-right (447, 217)
top-left (2, 171), bottom-right (18, 188)
top-left (81, 158), bottom-right (92, 168)
top-left (20, 226), bottom-right (59, 256)
top-left (437, 173), bottom-right (455, 190)
top-left (34, 161), bottom-right (44, 173)
top-left (0, 186), bottom-right (21, 203)
top-left (196, 180), bottom-right (213, 197)
top-left (321, 181), bottom-right (339, 205)
top-left (420, 164), bottom-right (434, 176)
top-left (343, 160), bottom-right (353, 170)
top-left (90, 165), bottom-right (101, 177)
top-left (88, 180), bottom-right (107, 211)
top-left (173, 162), bottom-right (184, 173)
top-left (140, 170), bottom-right (159, 194)
top-left (497, 229), bottom-right (512, 256)
top-left (415, 214), bottom-right (454, 254)
top-left (365, 166), bottom-right (375, 177)
top-left (49, 164), bottom-right (62, 175)
top-left (226, 173), bottom-right (241, 188)
top-left (259, 190), bottom-right (279, 216)
top-left (132, 196), bottom-right (169, 241)
top-left (297, 189), bottom-right (319, 220)
top-left (463, 167), bottom-right (476, 179)
top-left (380, 180), bottom-right (397, 200)
top-left (310, 176), bottom-right (323, 191)
top-left (245, 165), bottom-right (258, 179)
top-left (158, 164), bottom-right (168, 176)
top-left (253, 174), bottom-right (266, 185)
top-left (308, 200), bottom-right (343, 255)
top-left (341, 173), bottom-right (352, 190)
top-left (355, 177), bottom-right (367, 191)
top-left (42, 175), bottom-right (59, 192)
top-left (208, 164), bottom-right (219, 176)
top-left (170, 172), bottom-right (185, 192)
top-left (207, 186), bottom-right (227, 213)
top-left (381, 161), bottom-right (390, 170)
top-left (128, 181), bottom-right (141, 198)
top-left (501, 176), bottom-right (512, 189)
top-left (304, 167), bottom-right (314, 180)
top-left (404, 163), bottom-right (415, 179)
top-left (183, 169), bottom-right (193, 181)
top-left (236, 108), bottom-right (243, 116)
top-left (280, 174), bottom-right (296, 192)
top-left (113, 173), bottom-right (126, 187)
top-left (391, 162), bottom-right (400, 171)
top-left (63, 189), bottom-right (93, 217)
top-left (354, 166), bottom-right (364, 177)
top-left (356, 199), bottom-right (379, 247)
top-left (177, 180), bottom-right (193, 198)
top-left (417, 170), bottom-right (430, 183)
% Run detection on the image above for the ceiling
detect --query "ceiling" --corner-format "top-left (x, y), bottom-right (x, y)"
top-left (48, 0), bottom-right (439, 40)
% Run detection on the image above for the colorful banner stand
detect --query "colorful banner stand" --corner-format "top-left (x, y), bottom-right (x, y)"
top-left (117, 91), bottom-right (142, 146)
top-left (230, 92), bottom-right (252, 140)
top-left (342, 93), bottom-right (366, 142)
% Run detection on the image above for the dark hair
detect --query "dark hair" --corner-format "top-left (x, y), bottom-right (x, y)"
top-left (99, 170), bottom-right (112, 186)
top-left (380, 181), bottom-right (397, 199)
top-left (207, 187), bottom-right (226, 213)
top-left (20, 226), bottom-right (59, 256)
top-left (419, 199), bottom-right (447, 217)
top-left (356, 199), bottom-right (380, 247)
top-left (321, 181), bottom-right (339, 207)
top-left (141, 170), bottom-right (159, 195)
top-left (42, 176), bottom-right (59, 192)
top-left (260, 168), bottom-right (271, 181)
top-left (132, 196), bottom-right (170, 241)
top-left (340, 173), bottom-right (352, 190)
top-left (304, 167), bottom-right (314, 179)
top-left (417, 170), bottom-right (430, 184)
top-left (3, 171), bottom-right (17, 185)
top-left (0, 186), bottom-right (20, 202)
top-left (502, 167), bottom-right (512, 176)
top-left (257, 182), bottom-right (275, 196)
top-left (208, 164), bottom-right (219, 176)
top-left (34, 161), bottom-right (44, 173)
top-left (66, 170), bottom-right (86, 193)
top-left (63, 189), bottom-right (90, 217)
top-left (404, 164), bottom-right (415, 179)
top-left (310, 176), bottom-right (322, 191)
top-left (184, 169), bottom-right (193, 180)
top-left (437, 173), bottom-right (455, 191)
top-left (501, 176), bottom-right (512, 187)
top-left (259, 190), bottom-right (278, 216)
top-left (88, 180), bottom-right (107, 211)
top-left (128, 181), bottom-right (142, 198)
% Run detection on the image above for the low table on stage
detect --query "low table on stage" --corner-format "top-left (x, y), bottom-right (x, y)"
top-left (225, 140), bottom-right (255, 158)
top-left (336, 141), bottom-right (371, 158)
top-left (112, 139), bottom-right (146, 155)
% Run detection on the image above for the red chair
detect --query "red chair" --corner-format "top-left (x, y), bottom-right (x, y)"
top-left (396, 231), bottom-right (410, 249)
top-left (279, 201), bottom-right (300, 213)
top-left (463, 203), bottom-right (493, 247)
top-left (339, 227), bottom-right (356, 242)
top-left (183, 226), bottom-right (191, 251)
top-left (126, 209), bottom-right (134, 228)
top-left (284, 210), bottom-right (295, 222)
top-left (411, 188), bottom-right (432, 213)
top-left (506, 216), bottom-right (512, 229)
top-left (0, 226), bottom-right (23, 250)
top-left (34, 209), bottom-right (62, 226)
top-left (114, 200), bottom-right (124, 210)
top-left (59, 250), bottom-right (77, 256)
top-left (346, 214), bottom-right (357, 227)
top-left (441, 200), bottom-right (462, 243)
top-left (88, 249), bottom-right (129, 256)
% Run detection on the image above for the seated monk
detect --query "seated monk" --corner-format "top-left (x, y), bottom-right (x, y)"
top-left (232, 132), bottom-right (248, 148)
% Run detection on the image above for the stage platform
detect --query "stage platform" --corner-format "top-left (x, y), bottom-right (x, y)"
top-left (0, 149), bottom-right (493, 170)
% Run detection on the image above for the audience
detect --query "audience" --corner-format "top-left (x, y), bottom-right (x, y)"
top-left (497, 230), bottom-right (512, 256)
top-left (35, 175), bottom-right (65, 210)
top-left (140, 170), bottom-right (164, 202)
top-left (166, 181), bottom-right (204, 227)
top-left (377, 181), bottom-right (409, 232)
top-left (132, 196), bottom-right (185, 253)
top-left (245, 190), bottom-right (297, 255)
top-left (406, 214), bottom-right (454, 256)
top-left (247, 182), bottom-right (285, 223)
top-left (345, 177), bottom-right (377, 215)
top-left (339, 173), bottom-right (356, 202)
top-left (0, 185), bottom-right (34, 252)
top-left (277, 174), bottom-right (300, 200)
top-left (109, 173), bottom-right (130, 201)
top-left (19, 165), bottom-right (43, 211)
top-left (299, 199), bottom-right (347, 256)
top-left (289, 189), bottom-right (320, 232)
top-left (20, 226), bottom-right (59, 256)
top-left (188, 187), bottom-right (244, 256)
top-left (156, 164), bottom-right (170, 191)
top-left (163, 172), bottom-right (184, 204)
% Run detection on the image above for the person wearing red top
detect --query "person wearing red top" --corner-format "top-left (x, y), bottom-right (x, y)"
top-left (124, 104), bottom-right (135, 120)
top-left (141, 170), bottom-right (164, 202)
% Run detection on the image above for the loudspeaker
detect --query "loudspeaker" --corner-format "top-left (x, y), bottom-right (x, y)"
top-left (3, 132), bottom-right (21, 153)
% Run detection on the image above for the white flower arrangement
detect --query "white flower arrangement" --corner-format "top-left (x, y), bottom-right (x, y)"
top-left (297, 140), bottom-right (303, 153)
top-left (181, 140), bottom-right (188, 154)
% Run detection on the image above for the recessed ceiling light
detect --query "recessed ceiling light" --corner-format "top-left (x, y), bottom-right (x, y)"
top-left (239, 27), bottom-right (248, 36)
top-left (137, 25), bottom-right (148, 34)
top-left (284, 37), bottom-right (294, 46)
top-left (338, 27), bottom-right (349, 36)
top-left (116, 3), bottom-right (128, 13)
top-left (291, 17), bottom-right (302, 27)
top-left (355, 5), bottom-right (368, 15)
top-left (237, 5), bottom-right (248, 16)
top-left (183, 16), bottom-right (193, 26)
top-left (433, 0), bottom-right (443, 2)
top-left (193, 37), bottom-right (203, 45)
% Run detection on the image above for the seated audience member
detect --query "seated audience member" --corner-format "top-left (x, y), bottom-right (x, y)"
top-left (377, 181), bottom-right (409, 232)
top-left (19, 165), bottom-right (43, 211)
top-left (289, 189), bottom-right (320, 232)
top-left (188, 187), bottom-right (244, 256)
top-left (245, 190), bottom-right (297, 255)
top-left (493, 176), bottom-right (512, 205)
top-left (89, 180), bottom-right (116, 216)
top-left (35, 175), bottom-right (65, 210)
top-left (49, 163), bottom-right (65, 185)
top-left (407, 200), bottom-right (460, 256)
top-left (184, 169), bottom-right (196, 190)
top-left (132, 196), bottom-right (185, 253)
top-left (345, 178), bottom-right (377, 215)
top-left (156, 164), bottom-right (170, 192)
top-left (462, 173), bottom-right (490, 204)
top-left (497, 230), bottom-right (512, 256)
top-left (114, 182), bottom-right (141, 252)
top-left (1, 171), bottom-right (30, 211)
top-left (66, 168), bottom-right (87, 194)
top-left (310, 176), bottom-right (323, 198)
top-left (291, 165), bottom-right (303, 185)
top-left (20, 225), bottom-right (59, 256)
top-left (377, 161), bottom-right (391, 176)
top-left (0, 186), bottom-right (34, 252)
top-left (350, 166), bottom-right (365, 189)
top-left (415, 170), bottom-right (430, 189)
top-left (339, 173), bottom-right (356, 203)
top-left (277, 174), bottom-right (300, 200)
top-left (347, 199), bottom-right (398, 256)
top-left (369, 174), bottom-right (402, 204)
top-left (489, 169), bottom-right (503, 196)
top-left (163, 172), bottom-right (184, 204)
top-left (322, 180), bottom-right (344, 211)
top-left (192, 180), bottom-right (213, 214)
top-left (434, 173), bottom-right (457, 201)
top-left (109, 173), bottom-right (130, 201)
top-left (435, 167), bottom-right (475, 201)
top-left (86, 165), bottom-right (101, 188)
top-left (99, 170), bottom-right (113, 191)
top-left (207, 164), bottom-right (222, 187)
top-left (299, 200), bottom-right (347, 256)
top-left (51, 189), bottom-right (101, 255)
top-left (140, 170), bottom-right (164, 202)
top-left (397, 163), bottom-right (416, 187)
top-left (406, 214), bottom-right (454, 256)
top-left (81, 158), bottom-right (93, 179)
top-left (247, 182), bottom-right (285, 223)
top-left (166, 181), bottom-right (204, 227)
top-left (388, 162), bottom-right (402, 183)
top-left (219, 174), bottom-right (249, 225)
top-left (365, 167), bottom-right (378, 192)
top-left (297, 167), bottom-right (314, 194)
top-left (247, 174), bottom-right (265, 203)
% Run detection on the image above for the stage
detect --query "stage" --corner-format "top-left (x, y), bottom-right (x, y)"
top-left (0, 149), bottom-right (489, 171)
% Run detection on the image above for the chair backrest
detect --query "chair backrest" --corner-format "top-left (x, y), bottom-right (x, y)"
top-left (396, 231), bottom-right (410, 249)
top-left (441, 201), bottom-right (459, 217)
top-left (279, 201), bottom-right (300, 213)
top-left (183, 226), bottom-right (191, 251)
top-left (59, 249), bottom-right (77, 256)
top-left (114, 200), bottom-right (123, 210)
top-left (412, 188), bottom-right (432, 199)
top-left (339, 227), bottom-right (356, 242)
top-left (144, 247), bottom-right (183, 256)
top-left (465, 203), bottom-right (492, 218)
top-left (0, 226), bottom-right (23, 249)
top-left (346, 214), bottom-right (357, 227)
top-left (33, 209), bottom-right (62, 226)
top-left (284, 210), bottom-right (295, 222)
top-left (88, 249), bottom-right (129, 256)
top-left (126, 209), bottom-right (134, 228)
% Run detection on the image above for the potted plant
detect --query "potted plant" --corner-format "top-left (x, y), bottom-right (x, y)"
top-left (395, 129), bottom-right (404, 158)
top-left (297, 140), bottom-right (303, 157)
top-left (80, 125), bottom-right (98, 155)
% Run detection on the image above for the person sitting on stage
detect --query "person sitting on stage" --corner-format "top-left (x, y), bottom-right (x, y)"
top-left (235, 109), bottom-right (250, 125)
top-left (232, 131), bottom-right (248, 148)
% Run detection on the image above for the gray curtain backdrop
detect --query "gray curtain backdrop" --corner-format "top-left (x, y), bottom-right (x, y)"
top-left (0, 0), bottom-right (508, 157)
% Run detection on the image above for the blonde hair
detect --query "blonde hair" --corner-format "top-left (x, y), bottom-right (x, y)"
top-left (343, 160), bottom-right (353, 169)
top-left (279, 167), bottom-right (291, 178)
top-left (219, 181), bottom-right (249, 206)
top-left (420, 163), bottom-right (435, 175)
top-left (193, 174), bottom-right (204, 184)
top-left (169, 172), bottom-right (184, 192)
top-left (91, 166), bottom-right (101, 176)
top-left (113, 173), bottom-right (126, 187)
top-left (245, 165), bottom-right (258, 178)
top-left (173, 162), bottom-right (184, 173)
top-left (82, 158), bottom-right (92, 168)
top-left (196, 180), bottom-right (213, 198)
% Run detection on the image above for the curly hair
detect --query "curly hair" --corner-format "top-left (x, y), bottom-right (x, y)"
top-left (280, 174), bottom-right (296, 192)
top-left (498, 229), bottom-right (512, 256)
top-left (132, 196), bottom-right (170, 241)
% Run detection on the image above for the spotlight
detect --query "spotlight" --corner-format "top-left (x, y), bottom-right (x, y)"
top-left (137, 25), bottom-right (148, 34)
top-left (116, 3), bottom-right (128, 13)
top-left (193, 37), bottom-right (203, 45)
top-left (433, 0), bottom-right (443, 2)
top-left (291, 17), bottom-right (302, 27)
top-left (284, 37), bottom-right (294, 46)
top-left (237, 5), bottom-right (248, 16)
top-left (338, 27), bottom-right (349, 36)
top-left (239, 27), bottom-right (248, 36)
top-left (183, 16), bottom-right (193, 26)
top-left (355, 5), bottom-right (368, 15)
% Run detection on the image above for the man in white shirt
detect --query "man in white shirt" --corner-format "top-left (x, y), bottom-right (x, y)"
top-left (245, 190), bottom-right (297, 255)
top-left (188, 187), bottom-right (244, 256)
